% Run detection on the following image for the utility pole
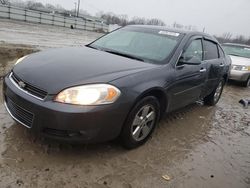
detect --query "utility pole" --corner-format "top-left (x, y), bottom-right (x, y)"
top-left (74, 2), bottom-right (77, 17)
top-left (77, 0), bottom-right (80, 17)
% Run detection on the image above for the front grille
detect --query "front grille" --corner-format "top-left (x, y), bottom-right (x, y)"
top-left (43, 128), bottom-right (82, 137)
top-left (5, 97), bottom-right (34, 128)
top-left (10, 72), bottom-right (48, 100)
top-left (43, 128), bottom-right (69, 137)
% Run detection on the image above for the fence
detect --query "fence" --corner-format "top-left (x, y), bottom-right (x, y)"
top-left (0, 5), bottom-right (108, 32)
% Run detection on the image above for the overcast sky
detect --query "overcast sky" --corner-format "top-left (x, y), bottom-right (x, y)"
top-left (28, 0), bottom-right (250, 37)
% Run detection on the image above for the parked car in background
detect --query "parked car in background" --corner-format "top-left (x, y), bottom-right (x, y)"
top-left (3, 25), bottom-right (231, 149)
top-left (222, 43), bottom-right (250, 87)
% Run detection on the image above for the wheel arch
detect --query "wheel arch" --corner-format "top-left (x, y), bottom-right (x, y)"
top-left (133, 87), bottom-right (168, 119)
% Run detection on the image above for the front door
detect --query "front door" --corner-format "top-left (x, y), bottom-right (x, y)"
top-left (168, 38), bottom-right (207, 112)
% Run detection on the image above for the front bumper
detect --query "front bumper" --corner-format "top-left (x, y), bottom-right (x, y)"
top-left (3, 74), bottom-right (130, 143)
top-left (229, 70), bottom-right (250, 82)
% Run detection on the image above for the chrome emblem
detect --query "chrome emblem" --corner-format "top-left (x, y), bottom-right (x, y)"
top-left (18, 81), bottom-right (26, 88)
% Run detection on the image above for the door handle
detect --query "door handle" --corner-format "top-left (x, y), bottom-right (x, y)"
top-left (200, 68), bottom-right (207, 73)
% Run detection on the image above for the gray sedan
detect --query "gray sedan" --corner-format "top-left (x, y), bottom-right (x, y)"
top-left (3, 25), bottom-right (230, 149)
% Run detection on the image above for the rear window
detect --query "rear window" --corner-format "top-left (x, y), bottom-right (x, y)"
top-left (203, 40), bottom-right (219, 60)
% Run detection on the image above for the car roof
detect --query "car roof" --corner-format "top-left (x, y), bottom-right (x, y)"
top-left (126, 25), bottom-right (217, 41)
top-left (222, 43), bottom-right (250, 48)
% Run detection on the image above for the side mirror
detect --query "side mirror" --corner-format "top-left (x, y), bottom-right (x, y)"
top-left (178, 56), bottom-right (201, 65)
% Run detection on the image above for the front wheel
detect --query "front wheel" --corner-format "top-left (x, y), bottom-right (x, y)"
top-left (120, 96), bottom-right (160, 149)
top-left (204, 79), bottom-right (224, 106)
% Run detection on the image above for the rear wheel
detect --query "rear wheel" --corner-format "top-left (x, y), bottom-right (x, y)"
top-left (204, 79), bottom-right (224, 106)
top-left (120, 96), bottom-right (160, 149)
top-left (243, 77), bottom-right (250, 87)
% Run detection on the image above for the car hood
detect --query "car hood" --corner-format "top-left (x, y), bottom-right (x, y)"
top-left (13, 47), bottom-right (156, 94)
top-left (230, 55), bottom-right (250, 66)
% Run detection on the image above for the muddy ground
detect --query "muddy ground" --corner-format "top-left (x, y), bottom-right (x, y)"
top-left (0, 19), bottom-right (103, 49)
top-left (0, 20), bottom-right (250, 188)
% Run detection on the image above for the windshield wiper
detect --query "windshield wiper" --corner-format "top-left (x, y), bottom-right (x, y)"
top-left (86, 45), bottom-right (145, 62)
top-left (102, 49), bottom-right (145, 62)
top-left (86, 44), bottom-right (102, 51)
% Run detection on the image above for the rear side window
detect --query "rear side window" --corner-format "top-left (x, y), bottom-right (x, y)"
top-left (203, 40), bottom-right (219, 60)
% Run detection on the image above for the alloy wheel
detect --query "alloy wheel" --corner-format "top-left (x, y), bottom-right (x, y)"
top-left (214, 81), bottom-right (223, 102)
top-left (131, 104), bottom-right (156, 141)
top-left (247, 78), bottom-right (250, 87)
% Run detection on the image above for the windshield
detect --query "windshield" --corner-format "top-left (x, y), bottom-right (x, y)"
top-left (222, 45), bottom-right (250, 59)
top-left (89, 27), bottom-right (182, 64)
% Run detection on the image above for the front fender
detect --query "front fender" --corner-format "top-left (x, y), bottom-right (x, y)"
top-left (110, 66), bottom-right (174, 115)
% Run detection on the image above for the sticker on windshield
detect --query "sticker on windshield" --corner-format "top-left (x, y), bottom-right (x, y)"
top-left (158, 31), bottom-right (180, 37)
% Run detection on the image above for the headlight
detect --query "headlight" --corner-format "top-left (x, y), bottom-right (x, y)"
top-left (241, 66), bottom-right (250, 71)
top-left (55, 84), bottom-right (121, 105)
top-left (15, 56), bottom-right (28, 65)
top-left (232, 65), bottom-right (250, 71)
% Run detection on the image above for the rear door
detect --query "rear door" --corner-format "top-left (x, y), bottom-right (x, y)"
top-left (202, 39), bottom-right (224, 96)
top-left (168, 37), bottom-right (207, 111)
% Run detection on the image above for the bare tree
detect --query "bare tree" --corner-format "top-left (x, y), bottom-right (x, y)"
top-left (147, 18), bottom-right (165, 26)
top-left (99, 12), bottom-right (166, 27)
top-left (26, 1), bottom-right (44, 10)
top-left (247, 37), bottom-right (250, 45)
top-left (232, 35), bottom-right (246, 44)
top-left (118, 14), bottom-right (128, 26)
top-left (54, 4), bottom-right (65, 11)
top-left (173, 22), bottom-right (184, 29)
top-left (222, 32), bottom-right (232, 40)
top-left (215, 34), bottom-right (250, 45)
top-left (9, 0), bottom-right (27, 8)
top-left (45, 3), bottom-right (55, 10)
top-left (129, 17), bottom-right (146, 25)
top-left (0, 0), bottom-right (10, 5)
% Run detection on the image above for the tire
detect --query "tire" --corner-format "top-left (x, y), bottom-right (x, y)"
top-left (243, 77), bottom-right (250, 87)
top-left (120, 96), bottom-right (160, 149)
top-left (204, 79), bottom-right (225, 106)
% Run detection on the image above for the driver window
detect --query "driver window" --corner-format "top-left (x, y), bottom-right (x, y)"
top-left (182, 39), bottom-right (203, 62)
